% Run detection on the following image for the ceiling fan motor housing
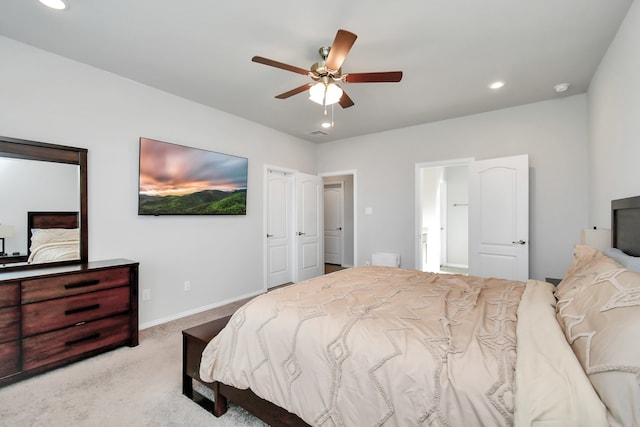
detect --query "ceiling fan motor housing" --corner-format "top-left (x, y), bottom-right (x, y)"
top-left (311, 57), bottom-right (342, 81)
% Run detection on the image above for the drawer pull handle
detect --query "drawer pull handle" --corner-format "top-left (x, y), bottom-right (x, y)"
top-left (64, 279), bottom-right (100, 289)
top-left (65, 304), bottom-right (100, 315)
top-left (65, 332), bottom-right (101, 346)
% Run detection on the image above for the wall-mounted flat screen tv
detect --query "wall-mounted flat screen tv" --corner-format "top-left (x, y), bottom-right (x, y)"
top-left (138, 137), bottom-right (248, 215)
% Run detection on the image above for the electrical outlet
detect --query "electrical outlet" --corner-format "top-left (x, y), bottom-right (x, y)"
top-left (184, 281), bottom-right (191, 292)
top-left (142, 289), bottom-right (151, 301)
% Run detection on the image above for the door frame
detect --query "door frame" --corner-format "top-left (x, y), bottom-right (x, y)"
top-left (414, 158), bottom-right (474, 271)
top-left (320, 170), bottom-right (358, 268)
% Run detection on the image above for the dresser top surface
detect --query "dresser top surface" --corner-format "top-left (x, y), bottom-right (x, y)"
top-left (0, 259), bottom-right (138, 282)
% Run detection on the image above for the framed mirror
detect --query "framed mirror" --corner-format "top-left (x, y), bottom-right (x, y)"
top-left (0, 135), bottom-right (87, 270)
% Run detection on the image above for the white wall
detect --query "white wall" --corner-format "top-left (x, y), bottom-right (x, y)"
top-left (317, 94), bottom-right (590, 281)
top-left (0, 36), bottom-right (316, 327)
top-left (588, 0), bottom-right (640, 226)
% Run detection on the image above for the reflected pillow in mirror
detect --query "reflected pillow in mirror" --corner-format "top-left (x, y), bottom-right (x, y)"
top-left (30, 228), bottom-right (80, 251)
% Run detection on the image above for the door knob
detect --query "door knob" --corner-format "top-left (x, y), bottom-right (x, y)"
top-left (336, 227), bottom-right (342, 230)
top-left (297, 232), bottom-right (306, 236)
top-left (512, 240), bottom-right (526, 245)
top-left (266, 234), bottom-right (273, 238)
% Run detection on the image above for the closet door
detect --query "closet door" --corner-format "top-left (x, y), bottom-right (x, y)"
top-left (295, 173), bottom-right (324, 282)
top-left (265, 170), bottom-right (293, 288)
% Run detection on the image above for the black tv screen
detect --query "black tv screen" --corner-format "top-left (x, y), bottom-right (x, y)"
top-left (138, 137), bottom-right (248, 215)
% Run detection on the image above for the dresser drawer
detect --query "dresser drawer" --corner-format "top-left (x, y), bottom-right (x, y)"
top-left (0, 340), bottom-right (20, 378)
top-left (22, 286), bottom-right (130, 337)
top-left (22, 267), bottom-right (130, 303)
top-left (22, 314), bottom-right (131, 371)
top-left (0, 307), bottom-right (20, 343)
top-left (0, 282), bottom-right (19, 308)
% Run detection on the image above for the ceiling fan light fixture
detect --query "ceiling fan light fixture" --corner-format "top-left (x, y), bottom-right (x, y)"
top-left (38, 0), bottom-right (68, 10)
top-left (309, 82), bottom-right (343, 106)
top-left (308, 83), bottom-right (325, 104)
top-left (325, 83), bottom-right (343, 105)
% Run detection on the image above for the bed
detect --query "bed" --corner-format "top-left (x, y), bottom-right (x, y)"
top-left (197, 196), bottom-right (640, 426)
top-left (27, 211), bottom-right (80, 264)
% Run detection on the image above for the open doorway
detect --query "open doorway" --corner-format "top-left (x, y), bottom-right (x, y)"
top-left (416, 159), bottom-right (471, 274)
top-left (322, 172), bottom-right (356, 270)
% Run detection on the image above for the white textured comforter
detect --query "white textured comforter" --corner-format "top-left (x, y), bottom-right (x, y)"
top-left (200, 267), bottom-right (606, 426)
top-left (28, 241), bottom-right (79, 263)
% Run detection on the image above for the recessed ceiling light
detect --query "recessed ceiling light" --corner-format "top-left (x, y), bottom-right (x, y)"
top-left (488, 81), bottom-right (505, 90)
top-left (38, 0), bottom-right (68, 10)
top-left (321, 122), bottom-right (332, 129)
top-left (554, 83), bottom-right (570, 93)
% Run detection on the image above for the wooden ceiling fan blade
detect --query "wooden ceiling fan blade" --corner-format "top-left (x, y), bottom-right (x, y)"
top-left (343, 71), bottom-right (403, 83)
top-left (339, 91), bottom-right (355, 108)
top-left (252, 56), bottom-right (309, 76)
top-left (275, 83), bottom-right (313, 99)
top-left (325, 29), bottom-right (357, 72)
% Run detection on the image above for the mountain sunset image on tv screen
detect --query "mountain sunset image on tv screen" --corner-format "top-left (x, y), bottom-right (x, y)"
top-left (138, 137), bottom-right (248, 215)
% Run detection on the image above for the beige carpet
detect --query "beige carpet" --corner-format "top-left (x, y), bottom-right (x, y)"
top-left (0, 298), bottom-right (268, 427)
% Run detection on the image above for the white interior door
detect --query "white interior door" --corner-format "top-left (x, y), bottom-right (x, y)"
top-left (296, 172), bottom-right (324, 281)
top-left (324, 182), bottom-right (343, 265)
top-left (266, 170), bottom-right (293, 288)
top-left (468, 154), bottom-right (529, 281)
top-left (439, 179), bottom-right (448, 267)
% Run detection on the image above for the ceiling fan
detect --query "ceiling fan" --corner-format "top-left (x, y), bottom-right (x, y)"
top-left (252, 29), bottom-right (403, 109)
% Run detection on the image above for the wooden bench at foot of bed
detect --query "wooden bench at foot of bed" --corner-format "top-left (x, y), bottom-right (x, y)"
top-left (182, 315), bottom-right (231, 414)
top-left (181, 315), bottom-right (310, 427)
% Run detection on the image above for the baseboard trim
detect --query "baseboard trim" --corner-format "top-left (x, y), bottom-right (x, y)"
top-left (441, 263), bottom-right (469, 269)
top-left (139, 289), bottom-right (263, 330)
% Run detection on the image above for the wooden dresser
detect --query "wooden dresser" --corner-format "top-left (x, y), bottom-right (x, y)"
top-left (0, 259), bottom-right (138, 386)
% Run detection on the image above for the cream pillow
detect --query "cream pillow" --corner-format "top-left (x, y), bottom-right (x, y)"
top-left (554, 244), bottom-right (602, 299)
top-left (556, 253), bottom-right (640, 425)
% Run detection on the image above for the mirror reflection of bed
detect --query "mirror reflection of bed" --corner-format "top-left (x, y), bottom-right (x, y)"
top-left (27, 211), bottom-right (80, 264)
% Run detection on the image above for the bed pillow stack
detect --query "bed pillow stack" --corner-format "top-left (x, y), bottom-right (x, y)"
top-left (555, 245), bottom-right (640, 426)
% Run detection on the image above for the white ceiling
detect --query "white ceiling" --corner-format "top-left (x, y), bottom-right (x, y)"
top-left (0, 0), bottom-right (633, 143)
